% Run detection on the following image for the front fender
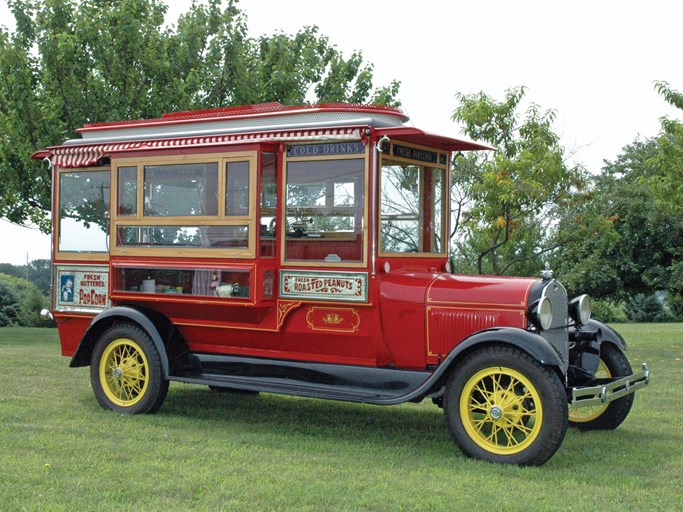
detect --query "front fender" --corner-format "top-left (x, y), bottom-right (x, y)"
top-left (69, 306), bottom-right (170, 377)
top-left (571, 319), bottom-right (628, 350)
top-left (445, 327), bottom-right (564, 368)
top-left (379, 326), bottom-right (563, 405)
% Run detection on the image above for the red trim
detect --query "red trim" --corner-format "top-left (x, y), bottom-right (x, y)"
top-left (78, 103), bottom-right (407, 133)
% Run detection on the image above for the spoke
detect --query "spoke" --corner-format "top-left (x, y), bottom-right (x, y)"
top-left (471, 417), bottom-right (489, 434)
top-left (500, 425), bottom-right (516, 446)
top-left (514, 421), bottom-right (534, 436)
top-left (469, 395), bottom-right (488, 409)
top-left (473, 382), bottom-right (493, 401)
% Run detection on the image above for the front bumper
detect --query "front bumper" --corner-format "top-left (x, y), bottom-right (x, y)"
top-left (569, 363), bottom-right (650, 409)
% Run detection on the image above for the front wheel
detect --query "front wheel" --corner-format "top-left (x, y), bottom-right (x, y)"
top-left (569, 343), bottom-right (634, 430)
top-left (90, 324), bottom-right (169, 414)
top-left (444, 346), bottom-right (568, 466)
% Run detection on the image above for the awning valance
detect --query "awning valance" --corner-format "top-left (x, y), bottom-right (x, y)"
top-left (40, 127), bottom-right (364, 168)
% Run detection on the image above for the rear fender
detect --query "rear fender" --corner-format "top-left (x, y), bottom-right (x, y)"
top-left (69, 306), bottom-right (170, 378)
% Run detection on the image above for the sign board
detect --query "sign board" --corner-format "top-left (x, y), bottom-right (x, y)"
top-left (280, 270), bottom-right (368, 302)
top-left (54, 265), bottom-right (110, 312)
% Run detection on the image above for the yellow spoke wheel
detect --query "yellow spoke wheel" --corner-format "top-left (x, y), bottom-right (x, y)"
top-left (568, 359), bottom-right (610, 423)
top-left (99, 338), bottom-right (150, 407)
top-left (567, 343), bottom-right (635, 431)
top-left (460, 366), bottom-right (543, 455)
top-left (91, 324), bottom-right (169, 414)
top-left (444, 346), bottom-right (567, 466)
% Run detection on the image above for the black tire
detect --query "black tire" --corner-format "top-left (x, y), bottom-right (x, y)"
top-left (569, 343), bottom-right (635, 430)
top-left (444, 346), bottom-right (568, 466)
top-left (90, 323), bottom-right (169, 414)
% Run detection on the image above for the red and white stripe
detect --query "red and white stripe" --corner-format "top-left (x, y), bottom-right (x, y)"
top-left (49, 127), bottom-right (363, 168)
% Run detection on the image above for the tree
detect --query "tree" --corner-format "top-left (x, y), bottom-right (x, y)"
top-left (450, 87), bottom-right (587, 276)
top-left (649, 81), bottom-right (683, 215)
top-left (0, 0), bottom-right (400, 230)
top-left (553, 137), bottom-right (683, 301)
top-left (0, 281), bottom-right (20, 326)
top-left (0, 272), bottom-right (49, 327)
top-left (553, 82), bottom-right (683, 303)
top-left (0, 259), bottom-right (52, 295)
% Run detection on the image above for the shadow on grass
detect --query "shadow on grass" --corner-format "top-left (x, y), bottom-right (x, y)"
top-left (158, 384), bottom-right (454, 458)
top-left (76, 383), bottom-right (665, 469)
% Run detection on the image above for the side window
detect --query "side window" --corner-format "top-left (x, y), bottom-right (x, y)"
top-left (111, 153), bottom-right (256, 258)
top-left (259, 153), bottom-right (277, 258)
top-left (380, 154), bottom-right (447, 255)
top-left (284, 157), bottom-right (365, 264)
top-left (58, 168), bottom-right (111, 254)
top-left (143, 163), bottom-right (218, 216)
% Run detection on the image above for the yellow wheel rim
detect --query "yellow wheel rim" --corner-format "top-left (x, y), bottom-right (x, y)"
top-left (460, 366), bottom-right (543, 455)
top-left (569, 359), bottom-right (611, 422)
top-left (99, 338), bottom-right (149, 407)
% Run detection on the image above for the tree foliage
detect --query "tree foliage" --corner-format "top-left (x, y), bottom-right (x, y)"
top-left (450, 87), bottom-right (587, 276)
top-left (0, 259), bottom-right (52, 295)
top-left (0, 0), bottom-right (400, 230)
top-left (0, 272), bottom-right (49, 327)
top-left (553, 84), bottom-right (683, 304)
top-left (554, 139), bottom-right (683, 299)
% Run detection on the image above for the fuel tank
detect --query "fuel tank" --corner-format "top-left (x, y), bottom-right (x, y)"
top-left (379, 268), bottom-right (537, 368)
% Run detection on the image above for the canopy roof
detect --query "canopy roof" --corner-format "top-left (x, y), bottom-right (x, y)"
top-left (33, 102), bottom-right (491, 167)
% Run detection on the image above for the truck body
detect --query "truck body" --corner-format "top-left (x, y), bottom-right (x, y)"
top-left (35, 102), bottom-right (649, 465)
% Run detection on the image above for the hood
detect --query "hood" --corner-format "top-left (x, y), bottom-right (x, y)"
top-left (428, 273), bottom-right (537, 309)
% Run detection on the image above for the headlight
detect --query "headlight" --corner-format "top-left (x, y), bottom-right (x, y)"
top-left (569, 294), bottom-right (591, 325)
top-left (536, 296), bottom-right (554, 330)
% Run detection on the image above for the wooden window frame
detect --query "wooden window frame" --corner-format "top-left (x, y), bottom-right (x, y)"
top-left (281, 147), bottom-right (369, 269)
top-left (378, 141), bottom-right (449, 258)
top-left (111, 151), bottom-right (258, 259)
top-left (54, 165), bottom-right (111, 262)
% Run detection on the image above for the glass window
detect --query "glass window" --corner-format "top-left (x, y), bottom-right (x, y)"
top-left (58, 170), bottom-right (110, 252)
top-left (285, 158), bottom-right (364, 263)
top-left (225, 161), bottom-right (250, 216)
top-left (115, 266), bottom-right (250, 298)
top-left (259, 153), bottom-right (277, 257)
top-left (117, 225), bottom-right (248, 249)
top-left (143, 163), bottom-right (218, 216)
top-left (117, 166), bottom-right (137, 216)
top-left (380, 160), bottom-right (446, 254)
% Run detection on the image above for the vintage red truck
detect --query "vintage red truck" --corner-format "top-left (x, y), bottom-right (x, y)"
top-left (35, 102), bottom-right (649, 465)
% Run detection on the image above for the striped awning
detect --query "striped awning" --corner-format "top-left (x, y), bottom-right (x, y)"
top-left (46, 127), bottom-right (364, 168)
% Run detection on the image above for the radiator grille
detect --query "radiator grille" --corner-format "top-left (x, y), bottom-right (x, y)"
top-left (540, 280), bottom-right (569, 374)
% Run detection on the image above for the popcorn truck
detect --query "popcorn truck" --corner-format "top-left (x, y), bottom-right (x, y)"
top-left (35, 102), bottom-right (649, 465)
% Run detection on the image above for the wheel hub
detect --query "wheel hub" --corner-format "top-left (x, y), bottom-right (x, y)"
top-left (490, 405), bottom-right (503, 420)
top-left (113, 367), bottom-right (123, 379)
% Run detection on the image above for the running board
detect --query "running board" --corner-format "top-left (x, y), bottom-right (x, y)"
top-left (169, 353), bottom-right (432, 404)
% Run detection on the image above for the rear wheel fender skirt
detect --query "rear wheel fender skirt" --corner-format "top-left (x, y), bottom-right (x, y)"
top-left (69, 306), bottom-right (170, 377)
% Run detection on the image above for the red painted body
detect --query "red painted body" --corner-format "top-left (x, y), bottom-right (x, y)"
top-left (41, 103), bottom-right (538, 374)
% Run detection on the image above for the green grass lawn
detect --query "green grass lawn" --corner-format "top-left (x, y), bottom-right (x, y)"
top-left (0, 324), bottom-right (681, 512)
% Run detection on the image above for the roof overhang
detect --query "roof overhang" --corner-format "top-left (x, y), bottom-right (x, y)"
top-left (375, 126), bottom-right (494, 152)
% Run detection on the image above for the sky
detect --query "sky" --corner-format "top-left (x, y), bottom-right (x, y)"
top-left (0, 0), bottom-right (681, 265)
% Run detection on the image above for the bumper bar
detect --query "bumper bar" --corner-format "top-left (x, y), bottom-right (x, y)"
top-left (569, 363), bottom-right (650, 409)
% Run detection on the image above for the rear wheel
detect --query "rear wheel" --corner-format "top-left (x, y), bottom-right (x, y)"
top-left (569, 343), bottom-right (634, 430)
top-left (90, 324), bottom-right (169, 414)
top-left (444, 346), bottom-right (568, 466)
